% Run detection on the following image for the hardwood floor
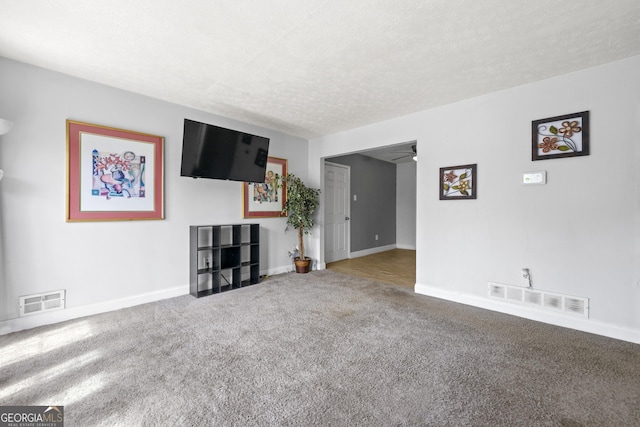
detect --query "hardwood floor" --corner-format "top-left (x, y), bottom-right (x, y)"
top-left (326, 249), bottom-right (416, 289)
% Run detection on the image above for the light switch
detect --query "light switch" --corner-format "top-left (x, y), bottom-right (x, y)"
top-left (523, 171), bottom-right (546, 185)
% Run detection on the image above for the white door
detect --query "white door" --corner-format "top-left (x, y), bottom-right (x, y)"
top-left (325, 162), bottom-right (350, 263)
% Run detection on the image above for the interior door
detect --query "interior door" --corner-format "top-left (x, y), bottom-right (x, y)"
top-left (325, 162), bottom-right (350, 263)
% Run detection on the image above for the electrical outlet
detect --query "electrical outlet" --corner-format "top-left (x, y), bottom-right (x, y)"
top-left (375, 234), bottom-right (379, 241)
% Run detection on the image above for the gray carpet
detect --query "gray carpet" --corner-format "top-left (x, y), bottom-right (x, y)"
top-left (1, 270), bottom-right (639, 426)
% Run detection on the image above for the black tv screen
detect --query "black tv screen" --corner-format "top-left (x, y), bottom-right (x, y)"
top-left (180, 119), bottom-right (270, 182)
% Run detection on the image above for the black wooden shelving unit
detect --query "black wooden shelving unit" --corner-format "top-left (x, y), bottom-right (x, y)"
top-left (189, 224), bottom-right (260, 298)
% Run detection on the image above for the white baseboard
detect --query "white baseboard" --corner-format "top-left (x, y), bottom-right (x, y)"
top-left (414, 282), bottom-right (640, 345)
top-left (0, 285), bottom-right (188, 335)
top-left (264, 261), bottom-right (327, 275)
top-left (350, 244), bottom-right (397, 259)
top-left (396, 244), bottom-right (416, 250)
top-left (262, 265), bottom-right (294, 277)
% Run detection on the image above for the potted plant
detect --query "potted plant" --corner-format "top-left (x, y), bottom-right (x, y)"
top-left (281, 173), bottom-right (321, 273)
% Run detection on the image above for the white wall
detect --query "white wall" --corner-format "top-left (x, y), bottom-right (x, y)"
top-left (396, 161), bottom-right (416, 250)
top-left (0, 58), bottom-right (308, 332)
top-left (310, 55), bottom-right (640, 343)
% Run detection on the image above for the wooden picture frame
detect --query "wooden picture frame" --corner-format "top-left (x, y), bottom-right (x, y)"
top-left (242, 157), bottom-right (287, 218)
top-left (66, 120), bottom-right (164, 221)
top-left (532, 111), bottom-right (590, 161)
top-left (440, 164), bottom-right (477, 200)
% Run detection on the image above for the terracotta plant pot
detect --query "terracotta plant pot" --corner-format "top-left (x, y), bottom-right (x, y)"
top-left (294, 257), bottom-right (311, 274)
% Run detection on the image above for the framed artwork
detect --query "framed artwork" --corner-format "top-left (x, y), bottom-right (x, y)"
top-left (242, 157), bottom-right (287, 218)
top-left (440, 163), bottom-right (477, 200)
top-left (66, 120), bottom-right (164, 222)
top-left (532, 111), bottom-right (589, 161)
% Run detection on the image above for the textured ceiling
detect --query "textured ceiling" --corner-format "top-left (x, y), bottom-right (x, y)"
top-left (0, 1), bottom-right (639, 139)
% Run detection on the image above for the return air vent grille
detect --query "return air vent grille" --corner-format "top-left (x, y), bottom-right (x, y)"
top-left (564, 297), bottom-right (587, 315)
top-left (506, 287), bottom-right (523, 302)
top-left (19, 290), bottom-right (65, 317)
top-left (524, 290), bottom-right (542, 305)
top-left (487, 282), bottom-right (588, 317)
top-left (489, 283), bottom-right (505, 298)
top-left (543, 293), bottom-right (562, 310)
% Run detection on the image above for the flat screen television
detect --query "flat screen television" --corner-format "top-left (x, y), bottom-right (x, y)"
top-left (180, 119), bottom-right (270, 182)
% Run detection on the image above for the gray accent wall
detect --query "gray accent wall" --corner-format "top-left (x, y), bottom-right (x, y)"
top-left (396, 161), bottom-right (416, 249)
top-left (327, 154), bottom-right (396, 252)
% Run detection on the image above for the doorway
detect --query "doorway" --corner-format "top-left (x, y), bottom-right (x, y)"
top-left (322, 143), bottom-right (417, 287)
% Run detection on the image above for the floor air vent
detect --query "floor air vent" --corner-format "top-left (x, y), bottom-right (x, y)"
top-left (19, 290), bottom-right (66, 317)
top-left (488, 282), bottom-right (588, 317)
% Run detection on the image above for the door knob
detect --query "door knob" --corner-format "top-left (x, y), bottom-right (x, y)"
top-left (345, 216), bottom-right (350, 220)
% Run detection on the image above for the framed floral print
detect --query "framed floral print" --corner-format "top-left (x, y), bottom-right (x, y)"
top-left (66, 120), bottom-right (164, 221)
top-left (440, 164), bottom-right (477, 200)
top-left (242, 157), bottom-right (287, 218)
top-left (532, 111), bottom-right (589, 161)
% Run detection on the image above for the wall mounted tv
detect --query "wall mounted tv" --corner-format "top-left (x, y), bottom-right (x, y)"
top-left (180, 119), bottom-right (270, 182)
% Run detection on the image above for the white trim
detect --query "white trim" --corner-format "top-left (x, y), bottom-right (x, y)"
top-left (263, 263), bottom-right (329, 276)
top-left (263, 265), bottom-right (295, 276)
top-left (396, 244), bottom-right (416, 250)
top-left (0, 286), bottom-right (187, 335)
top-left (414, 282), bottom-right (640, 345)
top-left (350, 244), bottom-right (396, 259)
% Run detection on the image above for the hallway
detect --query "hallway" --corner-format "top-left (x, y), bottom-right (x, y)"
top-left (326, 249), bottom-right (416, 289)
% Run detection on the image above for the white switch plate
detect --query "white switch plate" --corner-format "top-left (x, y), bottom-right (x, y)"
top-left (523, 171), bottom-right (546, 185)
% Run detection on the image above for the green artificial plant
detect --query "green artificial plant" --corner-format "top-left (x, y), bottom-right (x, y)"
top-left (281, 173), bottom-right (320, 261)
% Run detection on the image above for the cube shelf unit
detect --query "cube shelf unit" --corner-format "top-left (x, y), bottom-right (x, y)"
top-left (189, 224), bottom-right (260, 298)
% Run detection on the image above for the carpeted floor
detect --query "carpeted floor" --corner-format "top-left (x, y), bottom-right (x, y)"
top-left (1, 270), bottom-right (639, 426)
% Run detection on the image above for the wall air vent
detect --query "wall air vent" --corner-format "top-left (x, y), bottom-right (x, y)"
top-left (543, 293), bottom-right (563, 310)
top-left (487, 282), bottom-right (588, 317)
top-left (524, 289), bottom-right (542, 305)
top-left (489, 283), bottom-right (505, 298)
top-left (506, 287), bottom-right (524, 302)
top-left (564, 297), bottom-right (587, 315)
top-left (19, 290), bottom-right (66, 317)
